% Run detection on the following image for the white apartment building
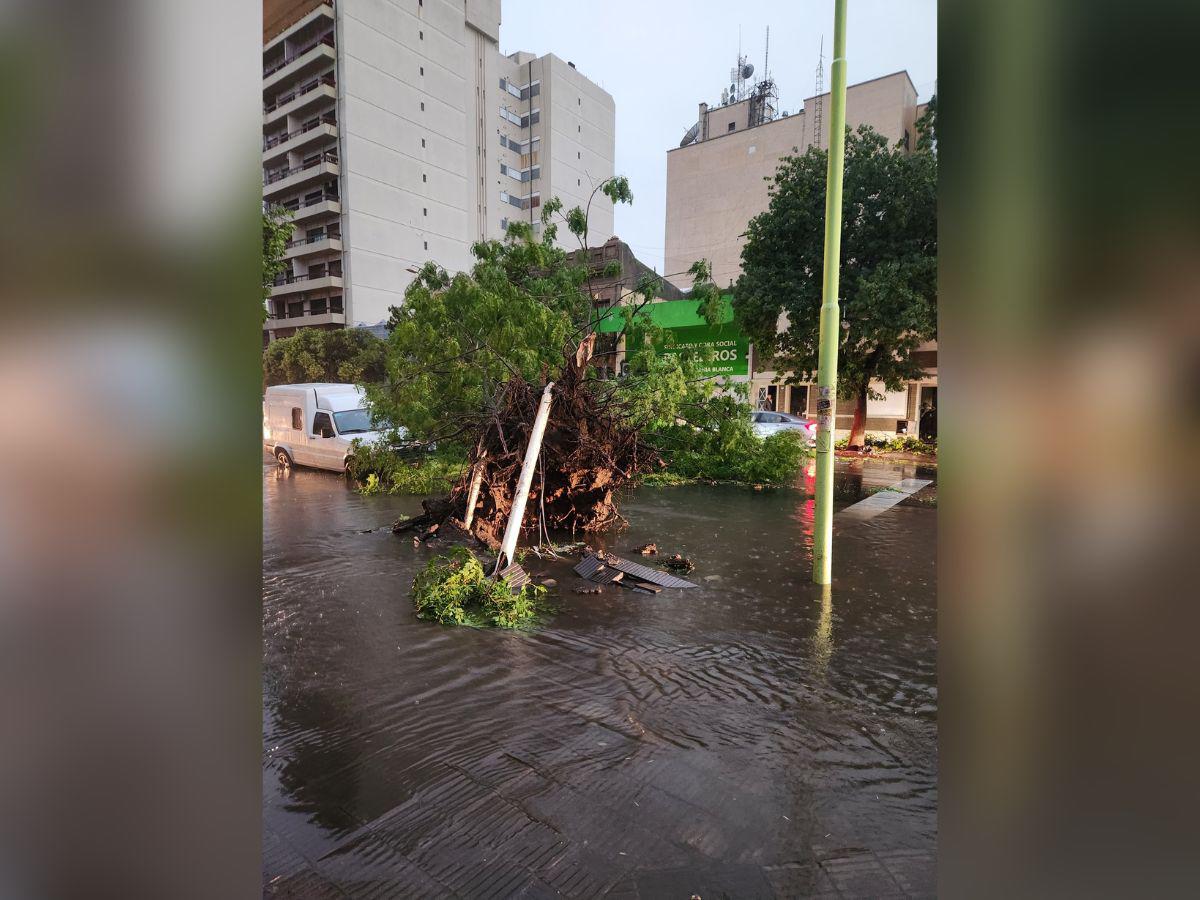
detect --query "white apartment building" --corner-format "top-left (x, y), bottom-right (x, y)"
top-left (262, 0), bottom-right (616, 342)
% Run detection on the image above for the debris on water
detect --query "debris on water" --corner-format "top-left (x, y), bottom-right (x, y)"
top-left (574, 585), bottom-right (603, 594)
top-left (633, 542), bottom-right (658, 556)
top-left (524, 541), bottom-right (586, 560)
top-left (574, 552), bottom-right (698, 590)
top-left (664, 553), bottom-right (695, 574)
top-left (496, 562), bottom-right (531, 591)
top-left (541, 578), bottom-right (558, 588)
top-left (630, 581), bottom-right (662, 594)
top-left (753, 484), bottom-right (765, 492)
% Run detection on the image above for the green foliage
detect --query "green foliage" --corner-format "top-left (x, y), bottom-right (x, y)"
top-left (835, 434), bottom-right (936, 455)
top-left (345, 443), bottom-right (468, 495)
top-left (866, 434), bottom-right (937, 455)
top-left (368, 174), bottom-right (733, 445)
top-left (411, 547), bottom-right (546, 629)
top-left (262, 205), bottom-right (295, 307)
top-left (734, 125), bottom-right (937, 405)
top-left (263, 327), bottom-right (386, 387)
top-left (369, 237), bottom-right (586, 441)
top-left (646, 402), bottom-right (808, 485)
top-left (915, 93), bottom-right (937, 152)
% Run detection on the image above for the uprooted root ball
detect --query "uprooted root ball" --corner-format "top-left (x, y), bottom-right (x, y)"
top-left (397, 342), bottom-right (660, 548)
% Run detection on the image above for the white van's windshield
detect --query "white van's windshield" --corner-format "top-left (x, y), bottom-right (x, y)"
top-left (333, 408), bottom-right (373, 435)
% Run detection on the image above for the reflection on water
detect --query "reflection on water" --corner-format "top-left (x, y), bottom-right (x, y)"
top-left (263, 460), bottom-right (937, 893)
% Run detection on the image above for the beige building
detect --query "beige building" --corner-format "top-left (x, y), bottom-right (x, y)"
top-left (262, 0), bottom-right (616, 342)
top-left (664, 69), bottom-right (935, 439)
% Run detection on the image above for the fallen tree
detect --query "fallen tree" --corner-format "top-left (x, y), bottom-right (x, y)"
top-left (396, 333), bottom-right (660, 548)
top-left (372, 177), bottom-right (765, 554)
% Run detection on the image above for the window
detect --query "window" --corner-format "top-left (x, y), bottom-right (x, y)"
top-left (421, 138), bottom-right (425, 147)
top-left (423, 240), bottom-right (428, 250)
top-left (333, 409), bottom-right (372, 435)
top-left (577, 178), bottom-right (580, 186)
top-left (419, 30), bottom-right (423, 39)
top-left (578, 97), bottom-right (581, 105)
top-left (420, 101), bottom-right (425, 111)
top-left (419, 66), bottom-right (424, 76)
top-left (577, 151), bottom-right (581, 159)
top-left (291, 407), bottom-right (303, 430)
top-left (423, 207), bottom-right (427, 216)
top-left (728, 122), bottom-right (736, 132)
top-left (312, 411), bottom-right (334, 438)
top-left (422, 173), bottom-right (427, 182)
top-left (577, 124), bottom-right (581, 133)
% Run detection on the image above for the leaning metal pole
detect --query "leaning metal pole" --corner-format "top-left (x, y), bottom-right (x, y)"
top-left (495, 382), bottom-right (555, 573)
top-left (813, 0), bottom-right (849, 585)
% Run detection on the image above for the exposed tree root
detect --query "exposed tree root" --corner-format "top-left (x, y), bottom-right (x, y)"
top-left (393, 340), bottom-right (659, 547)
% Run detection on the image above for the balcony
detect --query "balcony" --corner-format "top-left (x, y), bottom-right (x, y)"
top-left (263, 115), bottom-right (337, 165)
top-left (263, 152), bottom-right (339, 197)
top-left (269, 272), bottom-right (344, 297)
top-left (263, 309), bottom-right (347, 333)
top-left (283, 192), bottom-right (341, 223)
top-left (283, 233), bottom-right (342, 260)
top-left (264, 3), bottom-right (334, 56)
top-left (263, 33), bottom-right (335, 93)
top-left (265, 74), bottom-right (336, 125)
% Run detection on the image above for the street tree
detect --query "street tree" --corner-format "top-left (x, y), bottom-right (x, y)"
top-left (263, 327), bottom-right (386, 387)
top-left (734, 118), bottom-right (937, 448)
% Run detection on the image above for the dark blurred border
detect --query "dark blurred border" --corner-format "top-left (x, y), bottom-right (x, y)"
top-left (0, 1), bottom-right (261, 897)
top-left (941, 0), bottom-right (1200, 895)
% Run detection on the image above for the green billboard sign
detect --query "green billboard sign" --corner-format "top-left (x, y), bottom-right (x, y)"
top-left (655, 323), bottom-right (749, 377)
top-left (595, 295), bottom-right (749, 378)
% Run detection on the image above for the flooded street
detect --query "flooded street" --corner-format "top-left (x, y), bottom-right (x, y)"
top-left (264, 458), bottom-right (936, 898)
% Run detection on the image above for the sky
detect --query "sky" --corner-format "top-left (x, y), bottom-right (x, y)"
top-left (499, 0), bottom-right (938, 274)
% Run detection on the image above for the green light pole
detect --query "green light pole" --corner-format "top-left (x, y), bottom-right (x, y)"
top-left (813, 0), bottom-right (849, 585)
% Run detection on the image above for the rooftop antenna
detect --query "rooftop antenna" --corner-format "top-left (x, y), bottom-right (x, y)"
top-left (813, 35), bottom-right (825, 149)
top-left (764, 26), bottom-right (770, 81)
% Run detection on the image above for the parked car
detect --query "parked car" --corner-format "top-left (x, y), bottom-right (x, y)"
top-left (751, 410), bottom-right (817, 445)
top-left (264, 383), bottom-right (395, 473)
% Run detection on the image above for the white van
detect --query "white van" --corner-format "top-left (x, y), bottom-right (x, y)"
top-left (263, 383), bottom-right (388, 473)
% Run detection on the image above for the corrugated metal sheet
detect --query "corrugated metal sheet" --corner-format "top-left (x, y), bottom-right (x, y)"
top-left (497, 563), bottom-right (530, 591)
top-left (574, 553), bottom-right (697, 589)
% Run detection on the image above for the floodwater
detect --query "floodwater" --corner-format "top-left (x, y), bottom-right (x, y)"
top-left (264, 457), bottom-right (937, 898)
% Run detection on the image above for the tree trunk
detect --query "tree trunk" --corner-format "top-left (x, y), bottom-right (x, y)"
top-left (847, 384), bottom-right (868, 450)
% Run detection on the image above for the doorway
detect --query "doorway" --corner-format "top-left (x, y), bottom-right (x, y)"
top-left (919, 386), bottom-right (937, 442)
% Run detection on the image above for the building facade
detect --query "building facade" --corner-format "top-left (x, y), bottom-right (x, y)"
top-left (664, 69), bottom-right (935, 439)
top-left (262, 0), bottom-right (616, 342)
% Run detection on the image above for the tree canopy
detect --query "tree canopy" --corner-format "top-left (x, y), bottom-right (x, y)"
top-left (263, 327), bottom-right (386, 387)
top-left (367, 177), bottom-right (731, 448)
top-left (733, 117), bottom-right (937, 445)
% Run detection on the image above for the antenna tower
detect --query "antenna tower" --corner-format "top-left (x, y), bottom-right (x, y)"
top-left (813, 36), bottom-right (825, 149)
top-left (764, 26), bottom-right (770, 79)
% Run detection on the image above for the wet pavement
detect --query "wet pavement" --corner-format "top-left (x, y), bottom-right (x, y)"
top-left (264, 457), bottom-right (937, 898)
